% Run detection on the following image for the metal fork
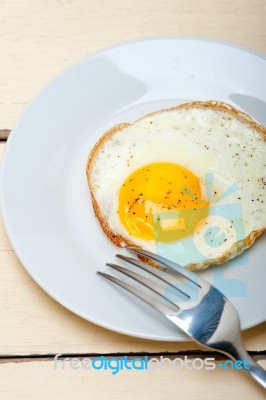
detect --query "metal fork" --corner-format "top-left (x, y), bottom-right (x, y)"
top-left (97, 247), bottom-right (266, 389)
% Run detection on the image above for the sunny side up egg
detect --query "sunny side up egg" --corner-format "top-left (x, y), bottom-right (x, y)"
top-left (87, 102), bottom-right (266, 270)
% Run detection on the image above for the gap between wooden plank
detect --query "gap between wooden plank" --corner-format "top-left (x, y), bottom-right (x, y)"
top-left (0, 129), bottom-right (10, 141)
top-left (0, 350), bottom-right (265, 364)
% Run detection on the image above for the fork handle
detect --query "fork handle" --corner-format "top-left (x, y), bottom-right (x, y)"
top-left (231, 343), bottom-right (266, 390)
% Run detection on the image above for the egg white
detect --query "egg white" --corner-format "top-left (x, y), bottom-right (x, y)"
top-left (89, 107), bottom-right (266, 267)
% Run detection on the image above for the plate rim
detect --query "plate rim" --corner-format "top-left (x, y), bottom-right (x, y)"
top-left (1, 36), bottom-right (266, 341)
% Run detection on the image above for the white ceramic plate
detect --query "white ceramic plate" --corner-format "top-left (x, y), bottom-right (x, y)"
top-left (1, 37), bottom-right (266, 341)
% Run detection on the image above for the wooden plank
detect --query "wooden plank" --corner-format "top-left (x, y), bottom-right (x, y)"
top-left (0, 359), bottom-right (265, 399)
top-left (0, 0), bottom-right (265, 128)
top-left (0, 140), bottom-right (265, 355)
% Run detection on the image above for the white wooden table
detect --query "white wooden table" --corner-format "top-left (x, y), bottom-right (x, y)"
top-left (0, 1), bottom-right (265, 398)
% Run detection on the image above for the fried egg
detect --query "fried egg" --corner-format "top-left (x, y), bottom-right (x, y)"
top-left (86, 101), bottom-right (266, 269)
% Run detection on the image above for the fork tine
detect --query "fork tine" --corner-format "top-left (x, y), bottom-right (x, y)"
top-left (97, 271), bottom-right (175, 317)
top-left (106, 263), bottom-right (181, 308)
top-left (126, 247), bottom-right (201, 288)
top-left (116, 254), bottom-right (190, 299)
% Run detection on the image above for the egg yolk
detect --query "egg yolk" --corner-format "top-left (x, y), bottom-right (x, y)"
top-left (118, 162), bottom-right (209, 242)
